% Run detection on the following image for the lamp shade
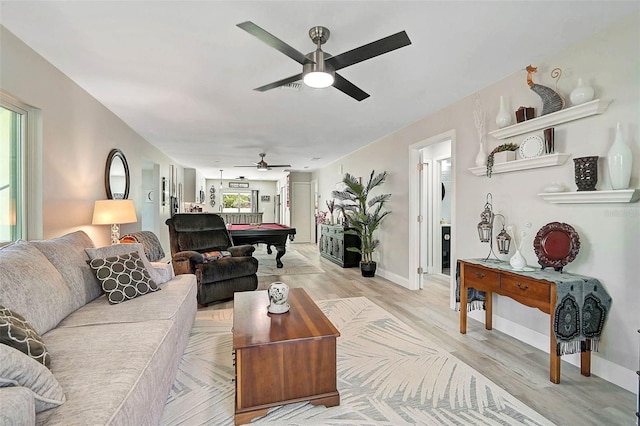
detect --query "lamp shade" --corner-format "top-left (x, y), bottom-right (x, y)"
top-left (92, 199), bottom-right (137, 225)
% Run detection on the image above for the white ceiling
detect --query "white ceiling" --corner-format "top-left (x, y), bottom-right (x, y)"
top-left (1, 1), bottom-right (637, 181)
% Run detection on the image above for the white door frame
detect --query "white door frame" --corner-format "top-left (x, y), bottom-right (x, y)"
top-left (408, 129), bottom-right (456, 305)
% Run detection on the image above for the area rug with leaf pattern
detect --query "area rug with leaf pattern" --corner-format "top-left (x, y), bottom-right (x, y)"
top-left (160, 297), bottom-right (554, 425)
top-left (254, 245), bottom-right (325, 277)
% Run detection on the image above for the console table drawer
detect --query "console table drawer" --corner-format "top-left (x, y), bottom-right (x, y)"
top-left (500, 276), bottom-right (550, 303)
top-left (463, 264), bottom-right (500, 291)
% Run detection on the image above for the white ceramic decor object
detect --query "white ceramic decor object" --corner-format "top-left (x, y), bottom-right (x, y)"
top-left (493, 151), bottom-right (515, 164)
top-left (607, 122), bottom-right (632, 190)
top-left (509, 250), bottom-right (528, 271)
top-left (475, 141), bottom-right (487, 167)
top-left (570, 78), bottom-right (595, 106)
top-left (519, 135), bottom-right (544, 159)
top-left (267, 281), bottom-right (290, 314)
top-left (496, 96), bottom-right (512, 128)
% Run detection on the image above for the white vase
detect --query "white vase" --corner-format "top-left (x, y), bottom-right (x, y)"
top-left (509, 250), bottom-right (527, 271)
top-left (267, 281), bottom-right (290, 314)
top-left (475, 140), bottom-right (487, 167)
top-left (607, 122), bottom-right (632, 190)
top-left (496, 96), bottom-right (512, 128)
top-left (570, 78), bottom-right (595, 106)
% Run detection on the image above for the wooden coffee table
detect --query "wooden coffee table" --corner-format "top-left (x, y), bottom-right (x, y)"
top-left (232, 288), bottom-right (340, 425)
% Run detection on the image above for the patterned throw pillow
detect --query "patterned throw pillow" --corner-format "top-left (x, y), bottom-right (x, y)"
top-left (202, 250), bottom-right (232, 262)
top-left (0, 305), bottom-right (50, 368)
top-left (89, 252), bottom-right (160, 304)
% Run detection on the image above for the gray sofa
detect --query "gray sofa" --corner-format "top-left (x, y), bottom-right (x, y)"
top-left (0, 231), bottom-right (197, 425)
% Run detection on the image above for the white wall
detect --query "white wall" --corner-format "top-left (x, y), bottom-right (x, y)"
top-left (0, 26), bottom-right (177, 249)
top-left (313, 14), bottom-right (639, 391)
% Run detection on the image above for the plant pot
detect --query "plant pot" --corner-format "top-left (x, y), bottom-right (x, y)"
top-left (360, 261), bottom-right (377, 277)
top-left (493, 151), bottom-right (515, 164)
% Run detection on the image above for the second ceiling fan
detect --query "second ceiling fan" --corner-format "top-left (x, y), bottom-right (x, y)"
top-left (234, 153), bottom-right (291, 172)
top-left (237, 21), bottom-right (412, 101)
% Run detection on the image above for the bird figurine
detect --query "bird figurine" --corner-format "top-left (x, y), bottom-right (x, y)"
top-left (526, 65), bottom-right (565, 116)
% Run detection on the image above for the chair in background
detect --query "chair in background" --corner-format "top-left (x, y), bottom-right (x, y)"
top-left (165, 214), bottom-right (258, 306)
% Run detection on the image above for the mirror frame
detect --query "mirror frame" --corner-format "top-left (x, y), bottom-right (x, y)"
top-left (104, 148), bottom-right (130, 199)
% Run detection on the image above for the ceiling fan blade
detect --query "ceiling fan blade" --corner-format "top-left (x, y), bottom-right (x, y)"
top-left (237, 21), bottom-right (314, 66)
top-left (333, 73), bottom-right (370, 101)
top-left (268, 164), bottom-right (292, 168)
top-left (254, 73), bottom-right (303, 92)
top-left (326, 31), bottom-right (411, 71)
top-left (234, 165), bottom-right (257, 168)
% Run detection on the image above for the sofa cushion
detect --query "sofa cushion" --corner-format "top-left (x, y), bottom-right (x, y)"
top-left (0, 241), bottom-right (74, 335)
top-left (57, 274), bottom-right (196, 328)
top-left (0, 386), bottom-right (36, 426)
top-left (0, 344), bottom-right (66, 413)
top-left (89, 252), bottom-right (160, 304)
top-left (30, 231), bottom-right (102, 308)
top-left (0, 305), bottom-right (50, 367)
top-left (86, 243), bottom-right (163, 284)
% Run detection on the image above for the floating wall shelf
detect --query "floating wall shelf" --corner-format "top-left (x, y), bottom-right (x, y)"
top-left (489, 99), bottom-right (611, 140)
top-left (538, 189), bottom-right (639, 204)
top-left (468, 153), bottom-right (571, 176)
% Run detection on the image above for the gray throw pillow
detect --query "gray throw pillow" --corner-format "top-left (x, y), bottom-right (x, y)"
top-left (0, 305), bottom-right (50, 368)
top-left (0, 344), bottom-right (66, 413)
top-left (86, 243), bottom-right (162, 284)
top-left (89, 252), bottom-right (160, 304)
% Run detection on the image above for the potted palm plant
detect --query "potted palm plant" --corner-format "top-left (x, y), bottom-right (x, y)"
top-left (332, 170), bottom-right (391, 277)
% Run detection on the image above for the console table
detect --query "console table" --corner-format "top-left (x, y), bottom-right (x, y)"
top-left (458, 259), bottom-right (610, 384)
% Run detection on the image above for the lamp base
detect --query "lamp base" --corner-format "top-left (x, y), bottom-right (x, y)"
top-left (111, 223), bottom-right (121, 245)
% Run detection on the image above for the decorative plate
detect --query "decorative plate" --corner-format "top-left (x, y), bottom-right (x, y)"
top-left (533, 222), bottom-right (580, 272)
top-left (519, 135), bottom-right (544, 159)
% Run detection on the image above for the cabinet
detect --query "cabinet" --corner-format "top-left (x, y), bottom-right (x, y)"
top-left (319, 224), bottom-right (361, 268)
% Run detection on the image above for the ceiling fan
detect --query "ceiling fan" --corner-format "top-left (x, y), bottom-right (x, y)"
top-left (234, 153), bottom-right (291, 172)
top-left (237, 21), bottom-right (412, 101)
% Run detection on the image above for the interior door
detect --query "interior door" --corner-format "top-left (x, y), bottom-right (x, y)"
top-left (291, 182), bottom-right (311, 243)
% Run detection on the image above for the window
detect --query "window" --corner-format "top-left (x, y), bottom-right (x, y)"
top-left (222, 192), bottom-right (252, 213)
top-left (1, 92), bottom-right (41, 244)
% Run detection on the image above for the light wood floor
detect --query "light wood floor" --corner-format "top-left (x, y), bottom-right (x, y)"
top-left (208, 243), bottom-right (636, 426)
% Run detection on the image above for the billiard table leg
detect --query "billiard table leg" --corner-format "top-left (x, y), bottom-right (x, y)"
top-left (275, 245), bottom-right (286, 268)
top-left (266, 244), bottom-right (273, 255)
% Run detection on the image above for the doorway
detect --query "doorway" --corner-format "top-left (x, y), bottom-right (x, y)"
top-left (408, 130), bottom-right (456, 304)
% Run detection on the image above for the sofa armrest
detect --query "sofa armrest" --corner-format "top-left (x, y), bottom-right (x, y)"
top-left (0, 387), bottom-right (36, 426)
top-left (229, 245), bottom-right (255, 257)
top-left (171, 250), bottom-right (204, 275)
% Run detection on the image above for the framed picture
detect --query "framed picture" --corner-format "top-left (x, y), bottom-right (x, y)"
top-left (261, 195), bottom-right (270, 202)
top-left (229, 181), bottom-right (249, 188)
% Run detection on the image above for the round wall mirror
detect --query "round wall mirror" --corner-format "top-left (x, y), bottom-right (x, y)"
top-left (105, 148), bottom-right (130, 199)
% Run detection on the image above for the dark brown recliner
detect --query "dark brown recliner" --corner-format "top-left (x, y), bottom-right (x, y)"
top-left (166, 214), bottom-right (258, 305)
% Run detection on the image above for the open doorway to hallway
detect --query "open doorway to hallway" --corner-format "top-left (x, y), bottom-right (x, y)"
top-left (408, 130), bottom-right (456, 306)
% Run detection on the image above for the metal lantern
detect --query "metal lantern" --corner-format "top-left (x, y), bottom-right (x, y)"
top-left (496, 221), bottom-right (511, 255)
top-left (477, 196), bottom-right (494, 243)
top-left (477, 194), bottom-right (510, 261)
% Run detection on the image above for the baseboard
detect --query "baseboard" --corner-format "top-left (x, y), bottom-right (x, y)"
top-left (376, 267), bottom-right (411, 289)
top-left (468, 311), bottom-right (636, 393)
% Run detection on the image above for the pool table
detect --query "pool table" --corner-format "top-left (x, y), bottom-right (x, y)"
top-left (228, 223), bottom-right (296, 268)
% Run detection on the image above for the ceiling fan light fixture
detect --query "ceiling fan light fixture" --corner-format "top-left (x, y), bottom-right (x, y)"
top-left (302, 48), bottom-right (335, 89)
top-left (303, 71), bottom-right (334, 88)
